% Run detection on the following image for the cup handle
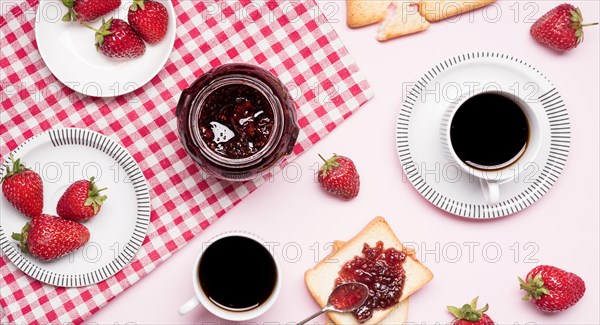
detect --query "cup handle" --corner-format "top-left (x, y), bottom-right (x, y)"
top-left (480, 179), bottom-right (500, 205)
top-left (178, 296), bottom-right (200, 316)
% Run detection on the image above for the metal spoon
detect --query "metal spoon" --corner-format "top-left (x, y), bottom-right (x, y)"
top-left (297, 282), bottom-right (369, 325)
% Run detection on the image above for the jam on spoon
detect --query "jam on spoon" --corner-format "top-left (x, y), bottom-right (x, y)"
top-left (297, 282), bottom-right (369, 325)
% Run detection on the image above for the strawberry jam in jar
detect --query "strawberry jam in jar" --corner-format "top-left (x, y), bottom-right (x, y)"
top-left (176, 64), bottom-right (299, 181)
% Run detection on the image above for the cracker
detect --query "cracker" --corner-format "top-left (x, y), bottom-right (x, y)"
top-left (377, 2), bottom-right (430, 41)
top-left (419, 0), bottom-right (497, 22)
top-left (347, 0), bottom-right (393, 28)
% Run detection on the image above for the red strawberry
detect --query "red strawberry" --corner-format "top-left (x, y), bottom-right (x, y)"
top-left (519, 265), bottom-right (586, 312)
top-left (530, 4), bottom-right (598, 51)
top-left (57, 176), bottom-right (107, 221)
top-left (317, 154), bottom-right (360, 199)
top-left (128, 0), bottom-right (169, 44)
top-left (62, 0), bottom-right (121, 22)
top-left (447, 297), bottom-right (494, 325)
top-left (1, 155), bottom-right (43, 218)
top-left (12, 214), bottom-right (90, 261)
top-left (87, 18), bottom-right (146, 58)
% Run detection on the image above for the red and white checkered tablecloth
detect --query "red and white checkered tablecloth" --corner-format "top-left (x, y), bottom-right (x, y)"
top-left (0, 0), bottom-right (372, 323)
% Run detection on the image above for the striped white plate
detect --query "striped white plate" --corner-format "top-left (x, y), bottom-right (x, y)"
top-left (397, 52), bottom-right (570, 218)
top-left (0, 128), bottom-right (151, 287)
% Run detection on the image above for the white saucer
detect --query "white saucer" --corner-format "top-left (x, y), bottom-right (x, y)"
top-left (396, 52), bottom-right (570, 219)
top-left (35, 0), bottom-right (176, 97)
top-left (0, 128), bottom-right (151, 287)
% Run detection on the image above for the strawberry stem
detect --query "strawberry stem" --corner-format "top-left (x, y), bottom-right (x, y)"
top-left (318, 153), bottom-right (328, 163)
top-left (131, 0), bottom-right (146, 11)
top-left (519, 274), bottom-right (550, 300)
top-left (1, 154), bottom-right (26, 183)
top-left (81, 23), bottom-right (99, 32)
top-left (85, 177), bottom-right (108, 214)
top-left (61, 0), bottom-right (77, 22)
top-left (569, 7), bottom-right (597, 44)
top-left (447, 297), bottom-right (488, 322)
top-left (11, 223), bottom-right (30, 255)
top-left (318, 154), bottom-right (340, 178)
top-left (90, 18), bottom-right (115, 50)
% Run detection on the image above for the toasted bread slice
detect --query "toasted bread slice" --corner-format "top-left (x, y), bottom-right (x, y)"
top-left (418, 0), bottom-right (496, 22)
top-left (326, 300), bottom-right (409, 324)
top-left (325, 240), bottom-right (410, 324)
top-left (347, 0), bottom-right (392, 28)
top-left (305, 217), bottom-right (433, 325)
top-left (376, 2), bottom-right (430, 41)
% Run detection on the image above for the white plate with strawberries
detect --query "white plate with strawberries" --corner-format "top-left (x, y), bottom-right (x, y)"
top-left (35, 0), bottom-right (176, 97)
top-left (0, 128), bottom-right (151, 287)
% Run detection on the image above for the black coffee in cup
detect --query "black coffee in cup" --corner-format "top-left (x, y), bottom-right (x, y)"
top-left (198, 236), bottom-right (277, 312)
top-left (450, 93), bottom-right (529, 170)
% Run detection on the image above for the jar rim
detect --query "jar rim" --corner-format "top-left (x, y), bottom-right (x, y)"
top-left (189, 74), bottom-right (284, 168)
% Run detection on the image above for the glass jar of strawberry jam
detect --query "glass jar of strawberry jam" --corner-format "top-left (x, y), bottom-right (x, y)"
top-left (176, 64), bottom-right (300, 181)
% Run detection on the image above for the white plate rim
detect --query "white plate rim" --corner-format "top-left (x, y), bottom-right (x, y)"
top-left (0, 128), bottom-right (151, 287)
top-left (396, 52), bottom-right (571, 219)
top-left (34, 0), bottom-right (177, 97)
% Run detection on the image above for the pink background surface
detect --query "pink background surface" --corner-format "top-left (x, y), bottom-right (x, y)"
top-left (88, 1), bottom-right (599, 324)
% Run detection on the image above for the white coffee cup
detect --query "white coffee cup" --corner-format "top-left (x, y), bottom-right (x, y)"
top-left (177, 231), bottom-right (281, 321)
top-left (441, 89), bottom-right (542, 205)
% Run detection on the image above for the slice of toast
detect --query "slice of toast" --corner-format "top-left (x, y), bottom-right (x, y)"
top-left (418, 0), bottom-right (496, 22)
top-left (325, 240), bottom-right (410, 324)
top-left (326, 300), bottom-right (410, 324)
top-left (376, 2), bottom-right (430, 41)
top-left (305, 217), bottom-right (433, 325)
top-left (346, 0), bottom-right (392, 28)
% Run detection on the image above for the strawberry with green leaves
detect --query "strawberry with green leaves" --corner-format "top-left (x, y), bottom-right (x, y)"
top-left (12, 214), bottom-right (90, 261)
top-left (447, 297), bottom-right (494, 325)
top-left (530, 3), bottom-right (598, 51)
top-left (1, 155), bottom-right (43, 218)
top-left (61, 0), bottom-right (121, 22)
top-left (317, 154), bottom-right (360, 199)
top-left (519, 265), bottom-right (586, 312)
top-left (86, 18), bottom-right (146, 59)
top-left (57, 176), bottom-right (107, 221)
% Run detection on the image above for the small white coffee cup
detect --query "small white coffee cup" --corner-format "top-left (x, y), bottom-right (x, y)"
top-left (441, 89), bottom-right (542, 205)
top-left (177, 231), bottom-right (281, 321)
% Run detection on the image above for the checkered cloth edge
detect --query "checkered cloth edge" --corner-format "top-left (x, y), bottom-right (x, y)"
top-left (0, 0), bottom-right (372, 323)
